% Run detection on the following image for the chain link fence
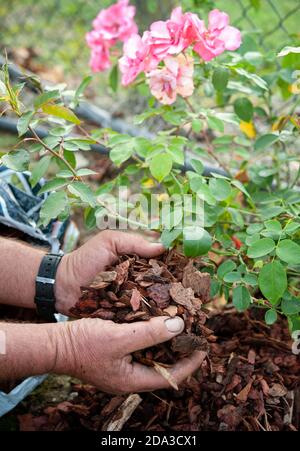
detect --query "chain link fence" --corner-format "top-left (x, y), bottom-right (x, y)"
top-left (0, 0), bottom-right (299, 74)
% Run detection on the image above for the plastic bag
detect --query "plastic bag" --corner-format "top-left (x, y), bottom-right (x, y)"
top-left (0, 167), bottom-right (79, 417)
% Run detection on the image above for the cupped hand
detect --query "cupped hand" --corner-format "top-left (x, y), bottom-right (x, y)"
top-left (55, 315), bottom-right (206, 394)
top-left (55, 231), bottom-right (164, 316)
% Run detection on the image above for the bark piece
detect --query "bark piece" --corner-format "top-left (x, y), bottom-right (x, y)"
top-left (130, 288), bottom-right (142, 312)
top-left (169, 282), bottom-right (197, 315)
top-left (103, 394), bottom-right (142, 431)
top-left (147, 283), bottom-right (171, 308)
top-left (172, 334), bottom-right (209, 354)
top-left (182, 261), bottom-right (211, 303)
top-left (90, 271), bottom-right (117, 288)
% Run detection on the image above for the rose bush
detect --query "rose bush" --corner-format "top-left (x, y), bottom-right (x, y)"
top-left (1, 1), bottom-right (300, 334)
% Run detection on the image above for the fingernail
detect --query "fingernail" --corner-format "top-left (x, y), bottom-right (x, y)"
top-left (165, 316), bottom-right (184, 334)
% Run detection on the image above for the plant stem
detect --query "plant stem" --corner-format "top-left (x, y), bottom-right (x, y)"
top-left (28, 125), bottom-right (80, 180)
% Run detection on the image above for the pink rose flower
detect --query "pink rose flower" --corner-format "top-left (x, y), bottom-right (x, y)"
top-left (193, 9), bottom-right (242, 61)
top-left (93, 0), bottom-right (138, 43)
top-left (119, 34), bottom-right (159, 86)
top-left (148, 54), bottom-right (194, 105)
top-left (89, 45), bottom-right (111, 73)
top-left (145, 7), bottom-right (199, 62)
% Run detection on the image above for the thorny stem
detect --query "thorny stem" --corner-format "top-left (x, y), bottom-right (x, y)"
top-left (28, 125), bottom-right (80, 180)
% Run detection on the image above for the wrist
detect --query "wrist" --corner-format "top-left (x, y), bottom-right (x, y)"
top-left (54, 254), bottom-right (79, 316)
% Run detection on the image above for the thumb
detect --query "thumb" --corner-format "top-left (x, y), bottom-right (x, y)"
top-left (110, 232), bottom-right (165, 258)
top-left (119, 316), bottom-right (185, 354)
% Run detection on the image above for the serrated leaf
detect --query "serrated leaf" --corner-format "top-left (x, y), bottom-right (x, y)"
top-left (258, 261), bottom-right (287, 304)
top-left (217, 260), bottom-right (237, 279)
top-left (190, 159), bottom-right (204, 175)
top-left (207, 115), bottom-right (224, 133)
top-left (39, 191), bottom-right (68, 227)
top-left (254, 134), bottom-right (279, 151)
top-left (110, 143), bottom-right (133, 166)
top-left (209, 178), bottom-right (231, 201)
top-left (281, 294), bottom-right (300, 315)
top-left (17, 111), bottom-right (34, 136)
top-left (74, 76), bottom-right (92, 104)
top-left (150, 153), bottom-right (173, 182)
top-left (233, 286), bottom-right (251, 312)
top-left (68, 181), bottom-right (96, 207)
top-left (212, 67), bottom-right (229, 91)
top-left (42, 104), bottom-right (81, 124)
top-left (109, 64), bottom-right (119, 92)
top-left (247, 238), bottom-right (275, 258)
top-left (1, 150), bottom-right (29, 172)
top-left (276, 240), bottom-right (300, 265)
top-left (38, 178), bottom-right (68, 194)
top-left (34, 90), bottom-right (60, 109)
top-left (234, 98), bottom-right (254, 122)
top-left (265, 309), bottom-right (278, 325)
top-left (30, 155), bottom-right (52, 188)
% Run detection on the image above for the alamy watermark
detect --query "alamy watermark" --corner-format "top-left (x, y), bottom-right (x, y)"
top-left (0, 330), bottom-right (6, 355)
top-left (95, 187), bottom-right (205, 231)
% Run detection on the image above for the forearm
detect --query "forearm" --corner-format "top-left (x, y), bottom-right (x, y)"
top-left (0, 238), bottom-right (45, 309)
top-left (0, 322), bottom-right (68, 381)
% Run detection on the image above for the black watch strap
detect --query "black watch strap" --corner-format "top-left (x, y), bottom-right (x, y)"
top-left (35, 253), bottom-right (64, 323)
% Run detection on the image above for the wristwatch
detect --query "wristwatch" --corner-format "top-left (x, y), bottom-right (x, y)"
top-left (35, 253), bottom-right (64, 323)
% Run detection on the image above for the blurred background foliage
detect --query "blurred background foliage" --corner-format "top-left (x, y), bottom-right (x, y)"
top-left (0, 0), bottom-right (299, 76)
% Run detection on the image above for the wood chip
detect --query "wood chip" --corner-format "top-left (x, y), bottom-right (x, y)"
top-left (103, 394), bottom-right (142, 431)
top-left (182, 261), bottom-right (211, 303)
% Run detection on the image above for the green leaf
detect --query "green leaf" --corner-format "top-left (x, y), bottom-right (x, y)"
top-left (161, 228), bottom-right (182, 249)
top-left (77, 168), bottom-right (98, 177)
top-left (224, 272), bottom-right (242, 283)
top-left (209, 178), bottom-right (231, 201)
top-left (207, 116), bottom-right (224, 133)
top-left (30, 156), bottom-right (52, 188)
top-left (74, 76), bottom-right (92, 104)
top-left (68, 182), bottom-right (96, 207)
top-left (234, 98), bottom-right (254, 122)
top-left (110, 144), bottom-right (133, 166)
top-left (212, 67), bottom-right (230, 91)
top-left (109, 64), bottom-right (119, 92)
top-left (258, 261), bottom-right (287, 304)
top-left (281, 294), bottom-right (300, 315)
top-left (183, 226), bottom-right (212, 257)
top-left (243, 273), bottom-right (258, 286)
top-left (233, 286), bottom-right (251, 312)
top-left (254, 134), bottom-right (279, 151)
top-left (38, 178), bottom-right (68, 194)
top-left (247, 238), bottom-right (275, 258)
top-left (191, 119), bottom-right (203, 134)
top-left (231, 180), bottom-right (251, 199)
top-left (217, 260), bottom-right (237, 279)
top-left (265, 309), bottom-right (278, 325)
top-left (34, 90), bottom-right (60, 109)
top-left (276, 240), bottom-right (300, 265)
top-left (247, 223), bottom-right (263, 235)
top-left (190, 159), bottom-right (204, 175)
top-left (1, 150), bottom-right (29, 172)
top-left (150, 153), bottom-right (173, 182)
top-left (17, 111), bottom-right (34, 136)
top-left (234, 68), bottom-right (268, 91)
top-left (39, 191), bottom-right (68, 227)
top-left (41, 104), bottom-right (81, 124)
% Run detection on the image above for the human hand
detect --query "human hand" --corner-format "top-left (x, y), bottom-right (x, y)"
top-left (54, 315), bottom-right (206, 393)
top-left (55, 231), bottom-right (164, 316)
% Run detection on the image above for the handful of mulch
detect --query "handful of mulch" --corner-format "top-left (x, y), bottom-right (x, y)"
top-left (70, 250), bottom-right (214, 386)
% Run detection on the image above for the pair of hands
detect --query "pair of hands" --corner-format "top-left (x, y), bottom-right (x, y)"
top-left (52, 231), bottom-right (206, 394)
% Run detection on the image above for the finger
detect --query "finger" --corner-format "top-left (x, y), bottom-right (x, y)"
top-left (109, 232), bottom-right (165, 258)
top-left (126, 351), bottom-right (207, 392)
top-left (118, 316), bottom-right (185, 354)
